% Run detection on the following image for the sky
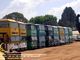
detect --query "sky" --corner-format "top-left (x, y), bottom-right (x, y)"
top-left (0, 0), bottom-right (80, 21)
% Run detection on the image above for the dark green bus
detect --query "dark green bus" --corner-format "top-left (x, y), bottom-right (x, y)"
top-left (26, 23), bottom-right (37, 49)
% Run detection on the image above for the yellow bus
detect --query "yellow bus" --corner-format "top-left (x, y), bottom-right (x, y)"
top-left (18, 21), bottom-right (27, 51)
top-left (0, 19), bottom-right (20, 51)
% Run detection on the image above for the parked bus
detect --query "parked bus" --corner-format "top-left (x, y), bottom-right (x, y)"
top-left (52, 26), bottom-right (60, 45)
top-left (64, 27), bottom-right (69, 43)
top-left (18, 21), bottom-right (27, 51)
top-left (0, 19), bottom-right (20, 51)
top-left (35, 24), bottom-right (46, 48)
top-left (68, 27), bottom-right (73, 43)
top-left (45, 25), bottom-right (53, 46)
top-left (58, 26), bottom-right (65, 44)
top-left (26, 23), bottom-right (37, 49)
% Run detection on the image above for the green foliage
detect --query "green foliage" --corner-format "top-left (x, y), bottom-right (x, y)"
top-left (43, 15), bottom-right (58, 25)
top-left (29, 16), bottom-right (44, 24)
top-left (29, 15), bottom-right (58, 26)
top-left (3, 12), bottom-right (28, 23)
top-left (58, 7), bottom-right (76, 29)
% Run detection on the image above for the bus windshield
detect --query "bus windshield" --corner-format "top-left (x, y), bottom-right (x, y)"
top-left (0, 21), bottom-right (9, 28)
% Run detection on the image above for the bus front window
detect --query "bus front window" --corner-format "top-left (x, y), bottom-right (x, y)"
top-left (0, 21), bottom-right (9, 28)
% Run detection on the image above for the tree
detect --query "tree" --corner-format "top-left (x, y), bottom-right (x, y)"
top-left (3, 12), bottom-right (28, 23)
top-left (58, 7), bottom-right (76, 29)
top-left (75, 14), bottom-right (80, 33)
top-left (29, 16), bottom-right (44, 24)
top-left (43, 15), bottom-right (58, 25)
top-left (29, 15), bottom-right (58, 26)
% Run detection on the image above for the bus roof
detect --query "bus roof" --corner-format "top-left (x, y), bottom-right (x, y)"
top-left (17, 21), bottom-right (26, 24)
top-left (26, 23), bottom-right (33, 25)
top-left (57, 26), bottom-right (64, 28)
top-left (45, 25), bottom-right (52, 27)
top-left (0, 19), bottom-right (16, 22)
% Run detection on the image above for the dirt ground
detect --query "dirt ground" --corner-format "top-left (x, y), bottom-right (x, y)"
top-left (22, 42), bottom-right (80, 60)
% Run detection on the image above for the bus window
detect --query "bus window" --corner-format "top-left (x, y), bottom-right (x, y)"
top-left (31, 25), bottom-right (37, 36)
top-left (31, 36), bottom-right (37, 40)
top-left (15, 36), bottom-right (20, 41)
top-left (11, 36), bottom-right (20, 41)
top-left (0, 21), bottom-right (9, 28)
top-left (20, 24), bottom-right (26, 29)
top-left (11, 36), bottom-right (16, 41)
top-left (10, 22), bottom-right (18, 28)
top-left (20, 36), bottom-right (26, 41)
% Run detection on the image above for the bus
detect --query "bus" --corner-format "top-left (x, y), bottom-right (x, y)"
top-left (52, 26), bottom-right (60, 45)
top-left (45, 25), bottom-right (53, 47)
top-left (35, 24), bottom-right (46, 48)
top-left (58, 26), bottom-right (65, 44)
top-left (0, 19), bottom-right (20, 51)
top-left (18, 21), bottom-right (27, 51)
top-left (64, 27), bottom-right (69, 43)
top-left (26, 23), bottom-right (37, 49)
top-left (68, 27), bottom-right (73, 43)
